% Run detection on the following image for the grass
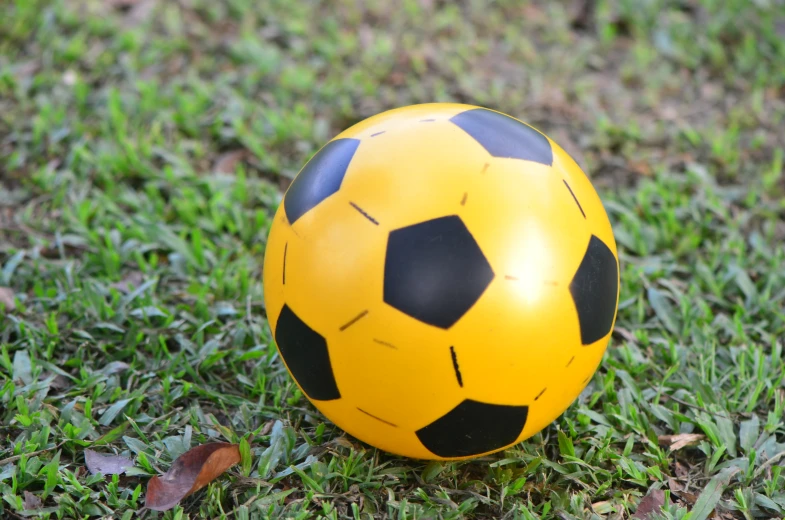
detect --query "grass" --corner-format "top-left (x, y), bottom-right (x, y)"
top-left (2, 0), bottom-right (785, 518)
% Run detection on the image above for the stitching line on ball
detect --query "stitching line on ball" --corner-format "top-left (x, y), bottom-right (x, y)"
top-left (282, 242), bottom-right (287, 285)
top-left (339, 310), bottom-right (369, 331)
top-left (373, 338), bottom-right (398, 349)
top-left (562, 179), bottom-right (587, 219)
top-left (357, 407), bottom-right (397, 427)
top-left (349, 202), bottom-right (379, 225)
top-left (450, 346), bottom-right (463, 387)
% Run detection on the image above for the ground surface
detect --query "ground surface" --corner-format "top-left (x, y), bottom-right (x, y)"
top-left (2, 0), bottom-right (785, 518)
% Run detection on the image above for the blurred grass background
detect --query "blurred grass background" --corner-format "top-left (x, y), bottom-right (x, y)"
top-left (1, 0), bottom-right (785, 518)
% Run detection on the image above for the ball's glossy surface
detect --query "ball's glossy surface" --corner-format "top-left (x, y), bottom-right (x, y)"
top-left (262, 103), bottom-right (619, 460)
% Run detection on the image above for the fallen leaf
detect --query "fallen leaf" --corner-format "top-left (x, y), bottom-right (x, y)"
top-left (675, 460), bottom-right (690, 478)
top-left (631, 489), bottom-right (665, 519)
top-left (628, 159), bottom-right (653, 176)
top-left (50, 373), bottom-right (70, 389)
top-left (520, 3), bottom-right (546, 23)
top-left (0, 287), bottom-right (16, 312)
top-left (144, 442), bottom-right (241, 511)
top-left (84, 449), bottom-right (135, 475)
top-left (660, 105), bottom-right (680, 121)
top-left (23, 491), bottom-right (42, 510)
top-left (613, 326), bottom-right (638, 344)
top-left (110, 271), bottom-right (145, 293)
top-left (329, 435), bottom-right (357, 450)
top-left (658, 433), bottom-right (705, 451)
top-left (213, 149), bottom-right (248, 174)
top-left (668, 478), bottom-right (698, 505)
top-left (570, 0), bottom-right (596, 29)
top-left (259, 420), bottom-right (274, 437)
top-left (12, 60), bottom-right (40, 80)
top-left (62, 69), bottom-right (77, 86)
top-left (105, 0), bottom-right (157, 27)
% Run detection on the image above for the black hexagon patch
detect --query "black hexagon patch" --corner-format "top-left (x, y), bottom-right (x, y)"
top-left (569, 235), bottom-right (619, 345)
top-left (415, 399), bottom-right (529, 458)
top-left (383, 215), bottom-right (494, 329)
top-left (449, 108), bottom-right (553, 166)
top-left (274, 304), bottom-right (341, 401)
top-left (284, 138), bottom-right (361, 224)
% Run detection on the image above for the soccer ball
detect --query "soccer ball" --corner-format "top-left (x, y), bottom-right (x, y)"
top-left (262, 103), bottom-right (619, 460)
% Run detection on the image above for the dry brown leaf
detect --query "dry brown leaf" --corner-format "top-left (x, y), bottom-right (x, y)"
top-left (674, 460), bottom-right (690, 478)
top-left (613, 326), bottom-right (638, 344)
top-left (103, 0), bottom-right (157, 26)
top-left (330, 436), bottom-right (357, 450)
top-left (658, 433), bottom-right (705, 451)
top-left (23, 491), bottom-right (42, 510)
top-left (13, 61), bottom-right (40, 80)
top-left (628, 159), bottom-right (653, 176)
top-left (0, 287), bottom-right (15, 312)
top-left (85, 449), bottom-right (135, 475)
top-left (668, 478), bottom-right (699, 505)
top-left (144, 442), bottom-right (241, 512)
top-left (49, 373), bottom-right (70, 390)
top-left (570, 0), bottom-right (596, 29)
top-left (520, 3), bottom-right (546, 23)
top-left (259, 420), bottom-right (274, 437)
top-left (110, 271), bottom-right (145, 293)
top-left (213, 149), bottom-right (248, 174)
top-left (62, 69), bottom-right (78, 86)
top-left (631, 489), bottom-right (665, 519)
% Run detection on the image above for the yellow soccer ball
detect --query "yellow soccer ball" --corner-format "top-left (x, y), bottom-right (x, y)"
top-left (262, 103), bottom-right (619, 460)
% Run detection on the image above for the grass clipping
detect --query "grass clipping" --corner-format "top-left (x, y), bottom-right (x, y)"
top-left (145, 442), bottom-right (241, 511)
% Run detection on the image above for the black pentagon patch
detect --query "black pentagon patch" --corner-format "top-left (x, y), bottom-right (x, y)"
top-left (569, 235), bottom-right (619, 345)
top-left (274, 304), bottom-right (341, 401)
top-left (449, 108), bottom-right (553, 166)
top-left (416, 399), bottom-right (529, 458)
top-left (284, 138), bottom-right (361, 224)
top-left (384, 215), bottom-right (494, 329)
